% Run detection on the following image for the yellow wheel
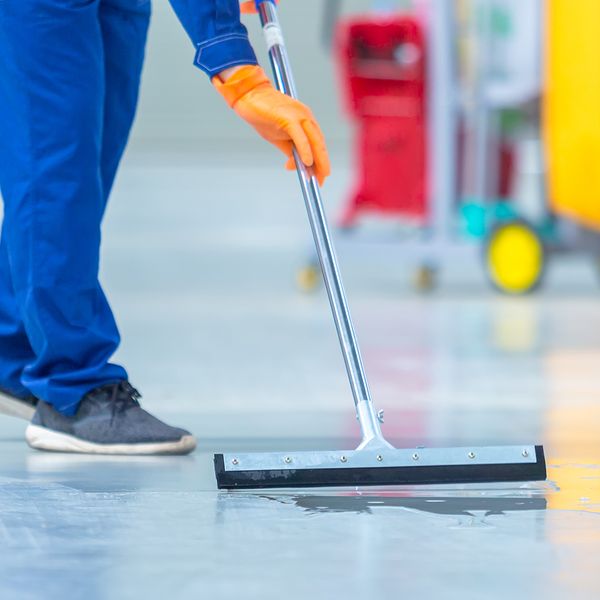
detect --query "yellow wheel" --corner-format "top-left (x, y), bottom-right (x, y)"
top-left (486, 220), bottom-right (545, 295)
top-left (413, 265), bottom-right (437, 293)
top-left (296, 263), bottom-right (321, 293)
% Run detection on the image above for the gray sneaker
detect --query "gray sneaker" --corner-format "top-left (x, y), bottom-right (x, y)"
top-left (25, 381), bottom-right (196, 456)
top-left (0, 388), bottom-right (38, 421)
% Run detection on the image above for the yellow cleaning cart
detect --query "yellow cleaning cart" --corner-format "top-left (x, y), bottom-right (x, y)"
top-left (545, 0), bottom-right (600, 233)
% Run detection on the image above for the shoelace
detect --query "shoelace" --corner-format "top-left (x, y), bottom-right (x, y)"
top-left (88, 381), bottom-right (142, 422)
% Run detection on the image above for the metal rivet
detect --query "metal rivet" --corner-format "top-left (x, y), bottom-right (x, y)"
top-left (468, 452), bottom-right (476, 459)
top-left (377, 455), bottom-right (383, 462)
top-left (522, 450), bottom-right (529, 458)
top-left (284, 456), bottom-right (292, 464)
top-left (340, 455), bottom-right (348, 463)
top-left (412, 453), bottom-right (419, 461)
top-left (232, 458), bottom-right (239, 466)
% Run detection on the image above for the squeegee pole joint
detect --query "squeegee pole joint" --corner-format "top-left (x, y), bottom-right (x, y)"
top-left (256, 1), bottom-right (391, 449)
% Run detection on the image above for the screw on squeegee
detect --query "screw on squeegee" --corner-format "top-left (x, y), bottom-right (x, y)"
top-left (522, 450), bottom-right (529, 458)
top-left (376, 455), bottom-right (383, 462)
top-left (468, 452), bottom-right (476, 459)
top-left (340, 456), bottom-right (348, 463)
top-left (284, 456), bottom-right (292, 464)
top-left (412, 453), bottom-right (419, 461)
top-left (232, 458), bottom-right (239, 466)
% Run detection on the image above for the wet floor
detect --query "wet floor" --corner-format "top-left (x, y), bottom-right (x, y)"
top-left (1, 153), bottom-right (600, 599)
top-left (1, 448), bottom-right (599, 599)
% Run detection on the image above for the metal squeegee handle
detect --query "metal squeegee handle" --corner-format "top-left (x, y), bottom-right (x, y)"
top-left (255, 0), bottom-right (390, 449)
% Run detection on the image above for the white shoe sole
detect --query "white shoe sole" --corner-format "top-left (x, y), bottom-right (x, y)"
top-left (0, 391), bottom-right (36, 421)
top-left (25, 424), bottom-right (197, 456)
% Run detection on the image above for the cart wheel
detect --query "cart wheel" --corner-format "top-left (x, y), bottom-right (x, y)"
top-left (413, 265), bottom-right (437, 293)
top-left (486, 220), bottom-right (545, 295)
top-left (296, 263), bottom-right (321, 293)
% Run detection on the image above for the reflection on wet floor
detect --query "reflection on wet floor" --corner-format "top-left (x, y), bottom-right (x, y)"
top-left (255, 465), bottom-right (598, 516)
top-left (264, 493), bottom-right (548, 516)
top-left (547, 464), bottom-right (600, 513)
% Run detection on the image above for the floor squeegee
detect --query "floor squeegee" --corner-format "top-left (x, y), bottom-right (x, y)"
top-left (214, 0), bottom-right (546, 490)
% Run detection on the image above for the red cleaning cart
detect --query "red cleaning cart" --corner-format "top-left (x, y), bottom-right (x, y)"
top-left (336, 16), bottom-right (428, 227)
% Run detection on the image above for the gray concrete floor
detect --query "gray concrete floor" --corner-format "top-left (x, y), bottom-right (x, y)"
top-left (1, 153), bottom-right (600, 599)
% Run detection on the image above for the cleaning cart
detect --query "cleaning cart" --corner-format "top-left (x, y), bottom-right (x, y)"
top-left (299, 0), bottom-right (600, 296)
top-left (298, 0), bottom-right (533, 294)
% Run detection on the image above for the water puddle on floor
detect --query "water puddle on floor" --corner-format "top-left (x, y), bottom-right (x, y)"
top-left (258, 461), bottom-right (600, 517)
top-left (267, 494), bottom-right (548, 516)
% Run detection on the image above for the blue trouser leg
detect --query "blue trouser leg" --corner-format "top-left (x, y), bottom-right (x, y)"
top-left (0, 0), bottom-right (150, 415)
top-left (100, 0), bottom-right (152, 199)
top-left (0, 237), bottom-right (35, 398)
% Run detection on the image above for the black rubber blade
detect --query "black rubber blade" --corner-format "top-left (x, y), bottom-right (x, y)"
top-left (214, 446), bottom-right (546, 490)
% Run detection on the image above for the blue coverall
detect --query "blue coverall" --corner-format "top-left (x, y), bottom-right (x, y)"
top-left (0, 0), bottom-right (257, 415)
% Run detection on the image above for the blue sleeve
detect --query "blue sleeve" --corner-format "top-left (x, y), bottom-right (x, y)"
top-left (168, 0), bottom-right (259, 78)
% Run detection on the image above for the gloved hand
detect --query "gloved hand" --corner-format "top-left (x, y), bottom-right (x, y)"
top-left (213, 65), bottom-right (330, 185)
top-left (240, 0), bottom-right (279, 14)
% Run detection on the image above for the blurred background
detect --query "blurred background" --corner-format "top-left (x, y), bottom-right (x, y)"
top-left (128, 0), bottom-right (600, 297)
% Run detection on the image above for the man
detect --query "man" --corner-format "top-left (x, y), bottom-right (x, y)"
top-left (0, 0), bottom-right (329, 455)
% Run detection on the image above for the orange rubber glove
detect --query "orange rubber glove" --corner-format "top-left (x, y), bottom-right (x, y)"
top-left (213, 65), bottom-right (330, 186)
top-left (240, 0), bottom-right (279, 14)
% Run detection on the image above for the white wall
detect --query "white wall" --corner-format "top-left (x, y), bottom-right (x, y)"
top-left (131, 1), bottom-right (367, 149)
